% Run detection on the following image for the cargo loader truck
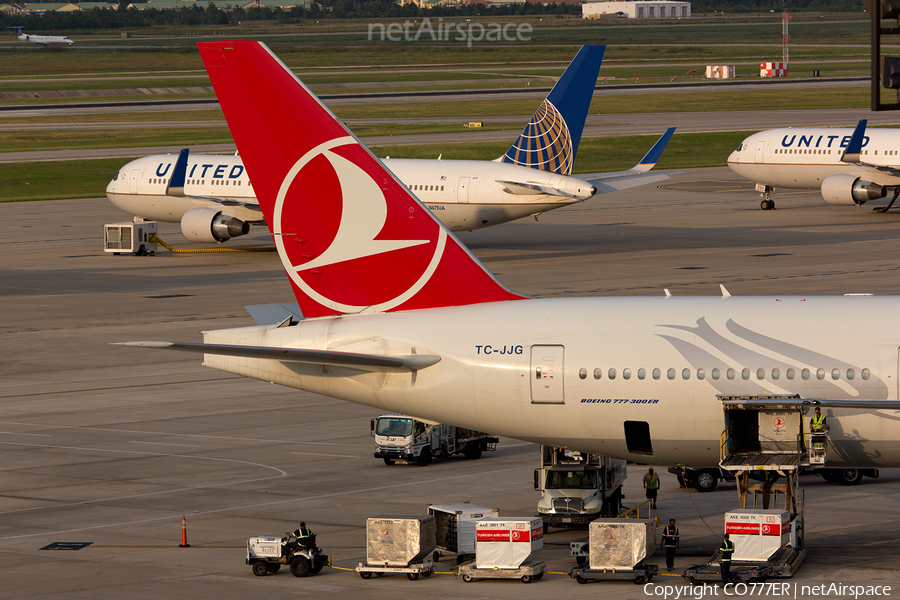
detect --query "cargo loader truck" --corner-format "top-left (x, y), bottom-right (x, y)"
top-left (534, 446), bottom-right (626, 532)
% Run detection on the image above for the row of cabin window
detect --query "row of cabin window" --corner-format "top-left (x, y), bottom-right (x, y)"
top-left (148, 178), bottom-right (249, 187)
top-left (776, 148), bottom-right (832, 155)
top-left (409, 184), bottom-right (445, 192)
top-left (577, 366), bottom-right (871, 382)
top-left (775, 148), bottom-right (897, 156)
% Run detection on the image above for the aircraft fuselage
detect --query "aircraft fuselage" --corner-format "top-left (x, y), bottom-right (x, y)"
top-left (200, 294), bottom-right (900, 469)
top-left (106, 154), bottom-right (595, 232)
top-left (728, 127), bottom-right (900, 189)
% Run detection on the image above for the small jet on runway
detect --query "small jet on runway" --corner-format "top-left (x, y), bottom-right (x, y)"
top-left (9, 26), bottom-right (74, 46)
top-left (106, 45), bottom-right (675, 244)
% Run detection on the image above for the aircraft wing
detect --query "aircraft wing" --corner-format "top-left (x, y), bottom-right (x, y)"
top-left (113, 341), bottom-right (441, 372)
top-left (164, 147), bottom-right (263, 215)
top-left (186, 194), bottom-right (263, 212)
top-left (840, 119), bottom-right (900, 178)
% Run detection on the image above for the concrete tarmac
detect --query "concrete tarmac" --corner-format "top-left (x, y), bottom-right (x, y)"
top-left (2, 168), bottom-right (900, 599)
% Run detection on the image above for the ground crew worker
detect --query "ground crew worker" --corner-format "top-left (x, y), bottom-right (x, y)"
top-left (720, 533), bottom-right (735, 586)
top-left (643, 467), bottom-right (659, 509)
top-left (292, 522), bottom-right (314, 549)
top-left (662, 518), bottom-right (679, 571)
top-left (810, 407), bottom-right (827, 433)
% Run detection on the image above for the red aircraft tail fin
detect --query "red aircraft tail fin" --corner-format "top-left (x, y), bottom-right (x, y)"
top-left (198, 40), bottom-right (524, 318)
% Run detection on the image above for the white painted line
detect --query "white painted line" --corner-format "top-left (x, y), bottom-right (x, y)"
top-left (0, 420), bottom-right (371, 447)
top-left (129, 441), bottom-right (203, 448)
top-left (289, 452), bottom-right (360, 458)
top-left (0, 463), bottom-right (533, 540)
top-left (0, 440), bottom-right (287, 520)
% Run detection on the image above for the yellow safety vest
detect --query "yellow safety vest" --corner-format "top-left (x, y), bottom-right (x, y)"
top-left (811, 413), bottom-right (826, 432)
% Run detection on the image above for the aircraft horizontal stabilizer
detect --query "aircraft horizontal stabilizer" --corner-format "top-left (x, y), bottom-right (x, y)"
top-left (588, 172), bottom-right (673, 194)
top-left (577, 128), bottom-right (677, 184)
top-left (245, 303), bottom-right (304, 326)
top-left (113, 341), bottom-right (441, 372)
top-left (496, 180), bottom-right (579, 198)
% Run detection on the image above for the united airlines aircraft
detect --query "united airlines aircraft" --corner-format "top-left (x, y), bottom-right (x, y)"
top-left (728, 120), bottom-right (900, 211)
top-left (10, 27), bottom-right (73, 46)
top-left (106, 45), bottom-right (674, 244)
top-left (119, 41), bottom-right (900, 473)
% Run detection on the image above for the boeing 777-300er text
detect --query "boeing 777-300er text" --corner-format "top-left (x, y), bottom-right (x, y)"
top-left (9, 26), bottom-right (73, 46)
top-left (728, 119), bottom-right (900, 211)
top-left (106, 45), bottom-right (674, 244)
top-left (120, 41), bottom-right (900, 474)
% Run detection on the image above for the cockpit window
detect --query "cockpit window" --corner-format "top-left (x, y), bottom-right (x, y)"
top-left (735, 143), bottom-right (744, 152)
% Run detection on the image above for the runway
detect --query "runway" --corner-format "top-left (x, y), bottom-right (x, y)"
top-left (3, 166), bottom-right (899, 598)
top-left (4, 107), bottom-right (900, 164)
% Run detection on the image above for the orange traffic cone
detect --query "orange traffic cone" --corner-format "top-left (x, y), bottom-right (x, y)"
top-left (180, 515), bottom-right (191, 548)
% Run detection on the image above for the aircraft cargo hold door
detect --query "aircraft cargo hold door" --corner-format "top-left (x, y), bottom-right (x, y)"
top-left (531, 345), bottom-right (564, 404)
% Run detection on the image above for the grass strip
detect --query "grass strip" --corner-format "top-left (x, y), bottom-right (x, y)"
top-left (0, 157), bottom-right (131, 202)
top-left (0, 131), bottom-right (747, 202)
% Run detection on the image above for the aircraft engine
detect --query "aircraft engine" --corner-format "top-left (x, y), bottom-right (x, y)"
top-left (821, 173), bottom-right (886, 206)
top-left (180, 206), bottom-right (250, 243)
top-left (547, 174), bottom-right (597, 200)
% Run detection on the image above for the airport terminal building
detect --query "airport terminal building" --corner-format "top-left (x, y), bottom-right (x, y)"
top-left (583, 1), bottom-right (690, 19)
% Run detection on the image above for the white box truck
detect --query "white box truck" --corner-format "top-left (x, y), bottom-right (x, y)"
top-left (372, 414), bottom-right (498, 466)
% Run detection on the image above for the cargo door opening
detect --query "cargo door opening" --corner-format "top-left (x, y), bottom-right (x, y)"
top-left (624, 421), bottom-right (653, 455)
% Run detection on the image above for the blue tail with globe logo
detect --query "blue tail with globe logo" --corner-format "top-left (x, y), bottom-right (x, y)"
top-left (500, 45), bottom-right (605, 176)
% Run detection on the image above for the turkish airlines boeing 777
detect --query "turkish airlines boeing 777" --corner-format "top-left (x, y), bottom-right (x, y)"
top-left (120, 41), bottom-right (900, 471)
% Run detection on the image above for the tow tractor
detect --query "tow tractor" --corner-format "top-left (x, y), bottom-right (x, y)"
top-left (246, 532), bottom-right (328, 577)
